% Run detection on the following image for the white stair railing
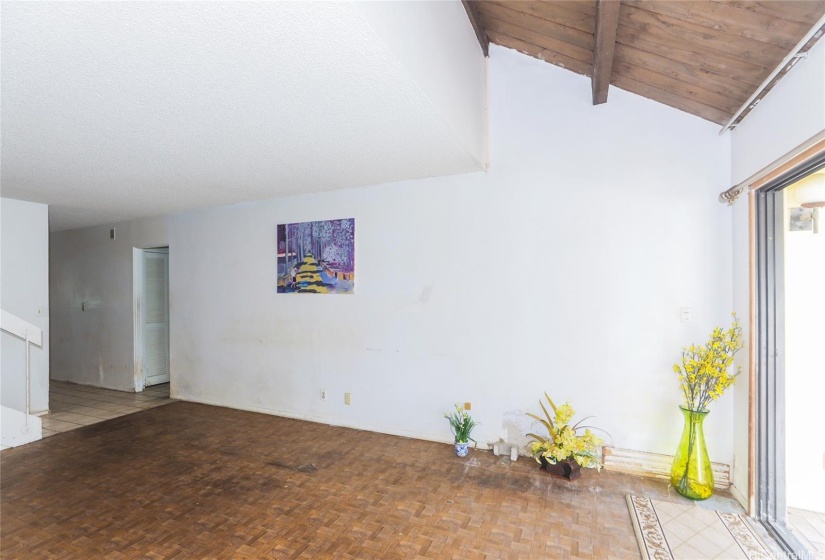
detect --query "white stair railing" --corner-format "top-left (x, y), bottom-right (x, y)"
top-left (1, 309), bottom-right (43, 431)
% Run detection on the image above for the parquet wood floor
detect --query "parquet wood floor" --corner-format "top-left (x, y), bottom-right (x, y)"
top-left (0, 402), bottom-right (721, 559)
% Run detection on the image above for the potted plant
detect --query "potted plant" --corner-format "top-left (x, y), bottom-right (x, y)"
top-left (444, 403), bottom-right (477, 457)
top-left (671, 314), bottom-right (743, 500)
top-left (527, 393), bottom-right (603, 481)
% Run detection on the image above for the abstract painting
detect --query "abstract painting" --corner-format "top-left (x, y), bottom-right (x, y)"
top-left (277, 218), bottom-right (355, 294)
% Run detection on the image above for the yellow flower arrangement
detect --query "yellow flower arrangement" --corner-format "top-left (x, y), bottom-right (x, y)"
top-left (527, 393), bottom-right (603, 470)
top-left (673, 314), bottom-right (744, 412)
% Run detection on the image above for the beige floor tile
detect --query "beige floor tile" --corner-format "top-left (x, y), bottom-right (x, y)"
top-left (48, 412), bottom-right (102, 426)
top-left (42, 381), bottom-right (172, 436)
top-left (131, 400), bottom-right (167, 409)
top-left (41, 418), bottom-right (83, 432)
top-left (79, 401), bottom-right (139, 414)
top-left (49, 394), bottom-right (88, 406)
top-left (61, 405), bottom-right (123, 420)
top-left (89, 395), bottom-right (147, 406)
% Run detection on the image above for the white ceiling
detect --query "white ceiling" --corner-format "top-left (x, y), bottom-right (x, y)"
top-left (1, 2), bottom-right (482, 231)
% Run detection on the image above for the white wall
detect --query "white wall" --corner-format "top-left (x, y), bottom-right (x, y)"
top-left (50, 45), bottom-right (733, 463)
top-left (354, 0), bottom-right (488, 168)
top-left (49, 218), bottom-right (168, 391)
top-left (729, 38), bottom-right (825, 505)
top-left (171, 46), bottom-right (732, 459)
top-left (1, 197), bottom-right (49, 413)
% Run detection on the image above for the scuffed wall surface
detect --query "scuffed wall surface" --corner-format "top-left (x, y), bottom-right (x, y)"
top-left (166, 45), bottom-right (733, 461)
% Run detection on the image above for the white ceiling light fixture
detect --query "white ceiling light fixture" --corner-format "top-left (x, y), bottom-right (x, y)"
top-left (792, 172), bottom-right (825, 208)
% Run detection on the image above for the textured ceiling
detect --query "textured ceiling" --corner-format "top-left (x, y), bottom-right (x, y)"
top-left (1, 2), bottom-right (481, 231)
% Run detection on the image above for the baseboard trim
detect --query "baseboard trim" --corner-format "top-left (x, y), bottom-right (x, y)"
top-left (730, 483), bottom-right (749, 512)
top-left (603, 446), bottom-right (731, 488)
top-left (175, 394), bottom-right (469, 449)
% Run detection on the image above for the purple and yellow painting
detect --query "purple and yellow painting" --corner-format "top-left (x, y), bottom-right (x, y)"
top-left (277, 218), bottom-right (355, 294)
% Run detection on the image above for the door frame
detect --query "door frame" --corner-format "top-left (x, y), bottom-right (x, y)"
top-left (133, 246), bottom-right (170, 392)
top-left (753, 157), bottom-right (825, 556)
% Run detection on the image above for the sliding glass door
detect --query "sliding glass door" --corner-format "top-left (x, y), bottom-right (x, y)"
top-left (755, 159), bottom-right (825, 559)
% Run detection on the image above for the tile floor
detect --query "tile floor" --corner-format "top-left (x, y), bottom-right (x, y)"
top-left (42, 381), bottom-right (173, 437)
top-left (648, 498), bottom-right (771, 559)
top-left (788, 507), bottom-right (825, 560)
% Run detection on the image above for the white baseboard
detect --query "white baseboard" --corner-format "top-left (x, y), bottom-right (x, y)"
top-left (603, 446), bottom-right (730, 488)
top-left (730, 483), bottom-right (749, 512)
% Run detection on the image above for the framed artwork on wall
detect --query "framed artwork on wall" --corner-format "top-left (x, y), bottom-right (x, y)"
top-left (277, 218), bottom-right (355, 294)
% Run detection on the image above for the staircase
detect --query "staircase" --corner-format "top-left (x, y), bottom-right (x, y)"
top-left (1, 309), bottom-right (43, 448)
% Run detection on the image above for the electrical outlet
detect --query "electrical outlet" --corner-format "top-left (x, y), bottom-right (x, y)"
top-left (321, 390), bottom-right (327, 401)
top-left (344, 392), bottom-right (351, 405)
top-left (680, 307), bottom-right (692, 323)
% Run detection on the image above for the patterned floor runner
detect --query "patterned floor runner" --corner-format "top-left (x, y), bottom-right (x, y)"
top-left (626, 495), bottom-right (773, 560)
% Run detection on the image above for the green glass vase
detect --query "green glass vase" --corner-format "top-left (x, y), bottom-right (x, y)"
top-left (671, 406), bottom-right (714, 500)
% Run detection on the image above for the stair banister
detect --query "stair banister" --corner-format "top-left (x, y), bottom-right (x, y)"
top-left (1, 309), bottom-right (43, 431)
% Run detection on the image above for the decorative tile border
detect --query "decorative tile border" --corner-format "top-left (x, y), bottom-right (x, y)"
top-left (627, 495), bottom-right (674, 560)
top-left (627, 495), bottom-right (775, 560)
top-left (718, 512), bottom-right (774, 560)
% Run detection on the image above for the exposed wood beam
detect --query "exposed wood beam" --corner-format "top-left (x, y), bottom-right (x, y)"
top-left (462, 0), bottom-right (489, 57)
top-left (591, 0), bottom-right (621, 105)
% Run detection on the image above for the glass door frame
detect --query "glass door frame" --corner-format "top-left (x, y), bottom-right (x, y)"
top-left (754, 156), bottom-right (825, 557)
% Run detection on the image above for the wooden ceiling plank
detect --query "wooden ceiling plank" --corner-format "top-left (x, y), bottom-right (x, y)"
top-left (462, 0), bottom-right (490, 57)
top-left (487, 30), bottom-right (592, 76)
top-left (483, 15), bottom-right (593, 64)
top-left (616, 24), bottom-right (769, 87)
top-left (621, 4), bottom-right (789, 67)
top-left (478, 2), bottom-right (594, 51)
top-left (615, 61), bottom-right (741, 114)
top-left (722, 14), bottom-right (825, 131)
top-left (612, 73), bottom-right (732, 124)
top-left (543, 0), bottom-right (598, 19)
top-left (720, 1), bottom-right (825, 26)
top-left (614, 44), bottom-right (753, 102)
top-left (623, 0), bottom-right (810, 49)
top-left (496, 1), bottom-right (595, 34)
top-left (592, 0), bottom-right (622, 105)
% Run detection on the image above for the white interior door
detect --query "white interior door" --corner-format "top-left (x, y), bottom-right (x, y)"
top-left (143, 248), bottom-right (169, 386)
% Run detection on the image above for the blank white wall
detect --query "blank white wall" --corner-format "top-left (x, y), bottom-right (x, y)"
top-left (729, 38), bottom-right (825, 505)
top-left (50, 218), bottom-right (168, 391)
top-left (162, 46), bottom-right (733, 462)
top-left (1, 197), bottom-right (49, 413)
top-left (354, 0), bottom-right (488, 167)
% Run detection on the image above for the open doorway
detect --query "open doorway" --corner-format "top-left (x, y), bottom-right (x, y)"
top-left (783, 172), bottom-right (825, 558)
top-left (755, 163), bottom-right (825, 559)
top-left (133, 247), bottom-right (170, 392)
